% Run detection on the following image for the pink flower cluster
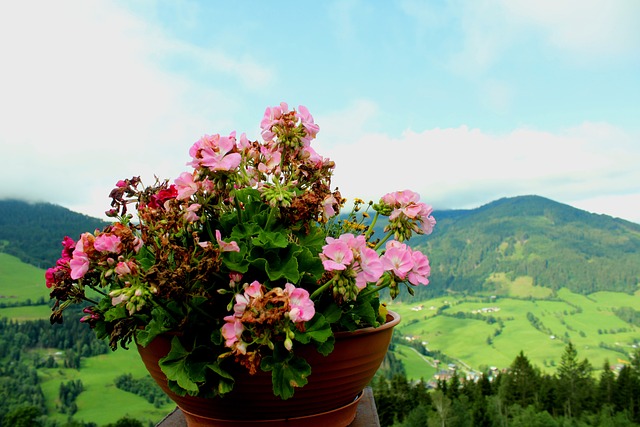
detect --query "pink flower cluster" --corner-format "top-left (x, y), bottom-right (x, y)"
top-left (320, 232), bottom-right (431, 301)
top-left (222, 280), bottom-right (315, 355)
top-left (173, 103), bottom-right (338, 222)
top-left (381, 240), bottom-right (431, 286)
top-left (320, 234), bottom-right (383, 290)
top-left (381, 190), bottom-right (436, 236)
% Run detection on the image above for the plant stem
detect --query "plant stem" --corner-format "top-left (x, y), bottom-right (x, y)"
top-left (364, 212), bottom-right (380, 240)
top-left (310, 277), bottom-right (337, 300)
top-left (373, 230), bottom-right (395, 251)
top-left (358, 281), bottom-right (391, 299)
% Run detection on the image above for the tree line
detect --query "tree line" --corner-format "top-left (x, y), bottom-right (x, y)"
top-left (373, 343), bottom-right (640, 426)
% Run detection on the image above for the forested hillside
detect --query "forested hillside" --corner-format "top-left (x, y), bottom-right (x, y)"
top-left (407, 195), bottom-right (640, 298)
top-left (2, 195), bottom-right (639, 297)
top-left (0, 200), bottom-right (108, 268)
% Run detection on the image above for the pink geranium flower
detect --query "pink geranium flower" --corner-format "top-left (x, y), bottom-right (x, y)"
top-left (356, 247), bottom-right (384, 289)
top-left (184, 203), bottom-right (201, 223)
top-left (189, 133), bottom-right (242, 172)
top-left (297, 105), bottom-right (319, 143)
top-left (320, 238), bottom-right (354, 271)
top-left (94, 234), bottom-right (122, 253)
top-left (114, 261), bottom-right (132, 277)
top-left (381, 241), bottom-right (413, 280)
top-left (408, 250), bottom-right (431, 286)
top-left (222, 315), bottom-right (245, 352)
top-left (174, 171), bottom-right (199, 200)
top-left (285, 283), bottom-right (315, 323)
top-left (215, 230), bottom-right (240, 252)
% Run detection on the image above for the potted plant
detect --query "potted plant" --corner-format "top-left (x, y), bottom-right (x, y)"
top-left (46, 103), bottom-right (435, 426)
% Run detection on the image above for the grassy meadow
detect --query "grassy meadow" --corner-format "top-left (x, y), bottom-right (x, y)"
top-left (0, 252), bottom-right (49, 302)
top-left (387, 277), bottom-right (640, 381)
top-left (38, 350), bottom-right (172, 425)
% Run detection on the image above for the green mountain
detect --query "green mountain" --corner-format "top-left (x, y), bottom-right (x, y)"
top-left (2, 195), bottom-right (639, 298)
top-left (409, 195), bottom-right (640, 298)
top-left (0, 199), bottom-right (108, 269)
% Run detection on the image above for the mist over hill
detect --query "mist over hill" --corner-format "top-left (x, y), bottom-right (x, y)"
top-left (1, 196), bottom-right (639, 298)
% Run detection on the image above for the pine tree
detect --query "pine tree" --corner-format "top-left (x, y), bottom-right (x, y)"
top-left (556, 342), bottom-right (594, 418)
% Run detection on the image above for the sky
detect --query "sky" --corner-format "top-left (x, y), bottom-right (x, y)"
top-left (1, 0), bottom-right (639, 223)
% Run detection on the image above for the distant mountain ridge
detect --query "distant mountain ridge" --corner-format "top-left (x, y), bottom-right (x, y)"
top-left (409, 195), bottom-right (640, 297)
top-left (1, 196), bottom-right (639, 297)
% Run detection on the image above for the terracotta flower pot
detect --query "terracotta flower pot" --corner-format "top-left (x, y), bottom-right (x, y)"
top-left (137, 310), bottom-right (400, 426)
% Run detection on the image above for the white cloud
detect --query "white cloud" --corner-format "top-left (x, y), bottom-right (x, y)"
top-left (320, 120), bottom-right (640, 223)
top-left (0, 1), bottom-right (273, 219)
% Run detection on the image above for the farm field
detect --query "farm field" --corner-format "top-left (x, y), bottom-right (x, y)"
top-left (38, 349), bottom-right (173, 425)
top-left (0, 252), bottom-right (48, 302)
top-left (387, 286), bottom-right (640, 381)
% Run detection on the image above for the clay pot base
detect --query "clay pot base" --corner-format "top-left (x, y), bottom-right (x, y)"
top-left (180, 392), bottom-right (362, 427)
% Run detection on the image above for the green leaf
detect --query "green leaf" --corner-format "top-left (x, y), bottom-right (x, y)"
top-left (248, 248), bottom-right (301, 283)
top-left (315, 335), bottom-right (335, 356)
top-left (294, 314), bottom-right (333, 345)
top-left (104, 305), bottom-right (127, 322)
top-left (135, 246), bottom-right (156, 270)
top-left (261, 352), bottom-right (311, 400)
top-left (206, 361), bottom-right (235, 395)
top-left (321, 303), bottom-right (343, 324)
top-left (159, 337), bottom-right (205, 396)
top-left (252, 230), bottom-right (289, 249)
top-left (295, 246), bottom-right (325, 282)
top-left (135, 310), bottom-right (171, 347)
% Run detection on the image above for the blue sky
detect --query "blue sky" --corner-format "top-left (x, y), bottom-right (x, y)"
top-left (1, 0), bottom-right (639, 222)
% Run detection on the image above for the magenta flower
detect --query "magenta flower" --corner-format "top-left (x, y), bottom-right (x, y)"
top-left (94, 234), bottom-right (122, 253)
top-left (320, 238), bottom-right (354, 271)
top-left (60, 236), bottom-right (75, 260)
top-left (285, 283), bottom-right (315, 323)
top-left (45, 266), bottom-right (61, 288)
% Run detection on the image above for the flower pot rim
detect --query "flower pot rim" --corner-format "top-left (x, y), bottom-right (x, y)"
top-left (333, 309), bottom-right (400, 338)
